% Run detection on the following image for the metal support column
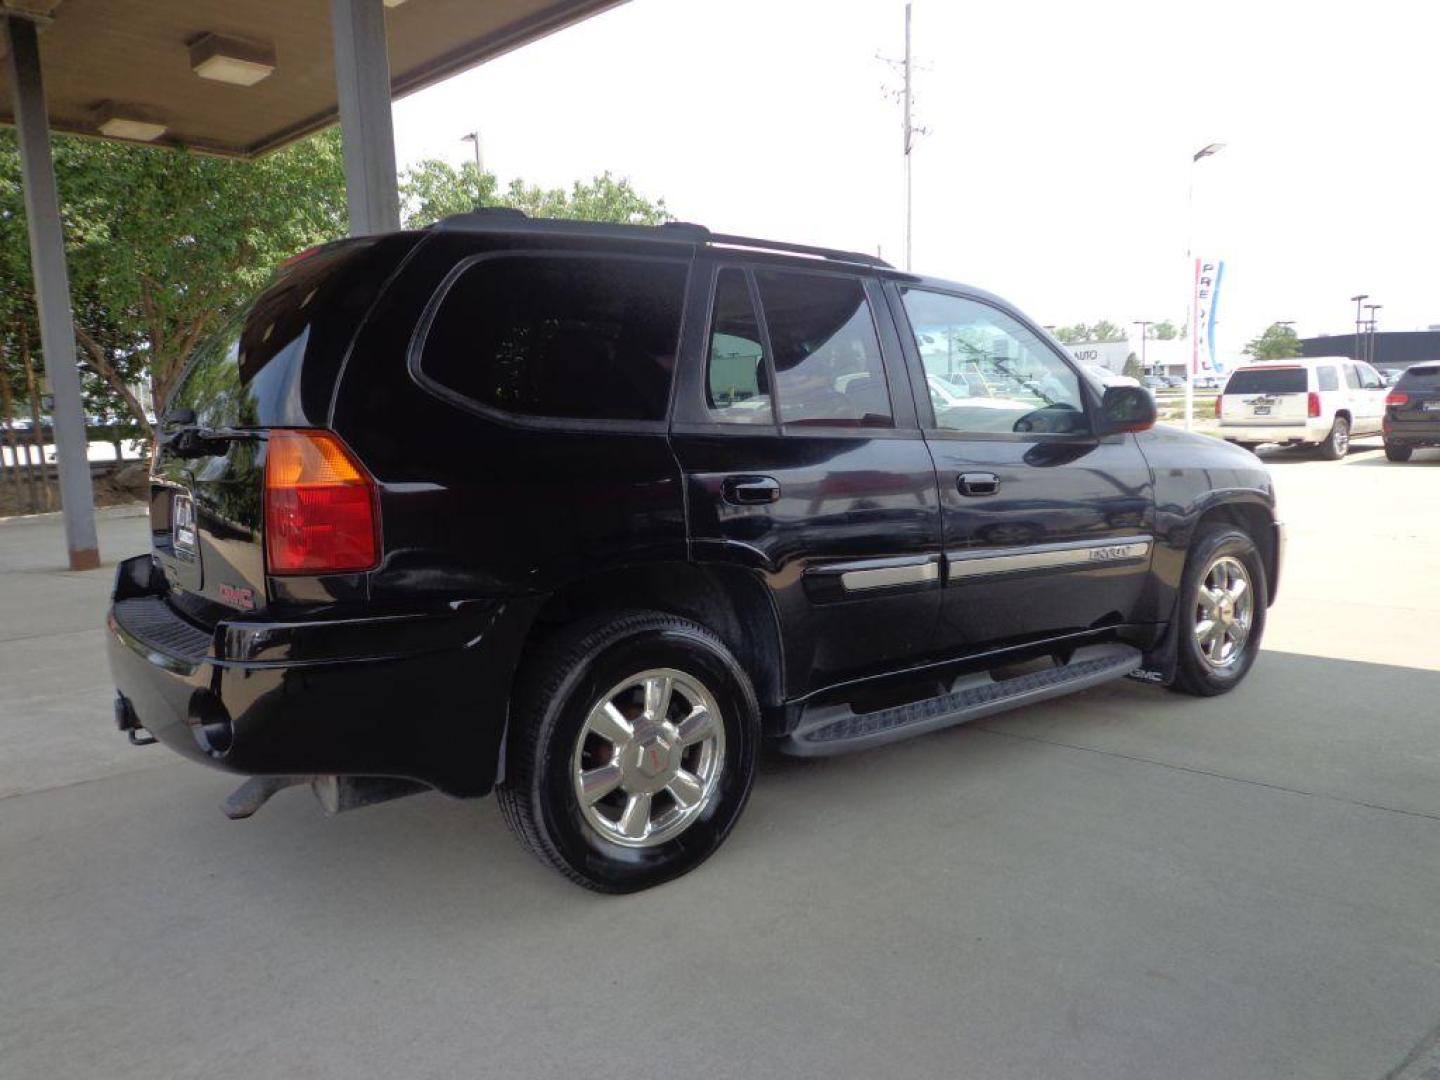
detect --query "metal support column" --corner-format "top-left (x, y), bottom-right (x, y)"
top-left (4, 17), bottom-right (99, 569)
top-left (330, 0), bottom-right (400, 236)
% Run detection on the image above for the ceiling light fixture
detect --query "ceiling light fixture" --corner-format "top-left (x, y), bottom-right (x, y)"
top-left (189, 33), bottom-right (276, 87)
top-left (93, 102), bottom-right (167, 142)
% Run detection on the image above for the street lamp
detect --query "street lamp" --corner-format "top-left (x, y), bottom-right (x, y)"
top-left (1186, 142), bottom-right (1226, 430)
top-left (1133, 320), bottom-right (1152, 376)
top-left (1350, 294), bottom-right (1369, 363)
top-left (460, 130), bottom-right (483, 176)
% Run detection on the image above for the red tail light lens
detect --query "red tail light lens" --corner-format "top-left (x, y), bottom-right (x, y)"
top-left (1307, 392), bottom-right (1321, 418)
top-left (264, 430), bottom-right (378, 575)
top-left (1214, 394), bottom-right (1223, 419)
top-left (1386, 391), bottom-right (1409, 407)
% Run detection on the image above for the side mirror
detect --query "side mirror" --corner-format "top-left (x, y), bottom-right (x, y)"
top-left (1098, 385), bottom-right (1157, 435)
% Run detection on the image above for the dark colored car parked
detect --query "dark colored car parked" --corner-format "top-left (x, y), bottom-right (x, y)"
top-left (107, 212), bottom-right (1284, 891)
top-left (1383, 363), bottom-right (1440, 460)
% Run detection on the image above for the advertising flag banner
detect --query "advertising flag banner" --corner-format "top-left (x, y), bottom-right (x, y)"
top-left (1191, 257), bottom-right (1226, 375)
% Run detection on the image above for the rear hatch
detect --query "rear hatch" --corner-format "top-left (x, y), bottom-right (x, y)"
top-left (150, 235), bottom-right (417, 626)
top-left (1221, 365), bottom-right (1309, 423)
top-left (1389, 364), bottom-right (1440, 425)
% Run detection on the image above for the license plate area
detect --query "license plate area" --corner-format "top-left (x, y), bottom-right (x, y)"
top-left (1252, 405), bottom-right (1271, 416)
top-left (172, 493), bottom-right (197, 559)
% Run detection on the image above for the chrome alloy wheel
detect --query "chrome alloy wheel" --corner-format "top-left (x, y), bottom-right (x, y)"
top-left (571, 668), bottom-right (725, 848)
top-left (1193, 555), bottom-right (1254, 669)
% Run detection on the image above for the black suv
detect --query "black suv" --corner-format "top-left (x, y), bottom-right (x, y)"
top-left (108, 212), bottom-right (1283, 891)
top-left (1383, 363), bottom-right (1440, 461)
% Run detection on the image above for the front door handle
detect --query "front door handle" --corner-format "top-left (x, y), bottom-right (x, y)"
top-left (958, 471), bottom-right (1000, 497)
top-left (722, 475), bottom-right (781, 505)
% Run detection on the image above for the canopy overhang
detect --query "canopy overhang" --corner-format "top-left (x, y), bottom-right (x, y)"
top-left (0, 0), bottom-right (624, 158)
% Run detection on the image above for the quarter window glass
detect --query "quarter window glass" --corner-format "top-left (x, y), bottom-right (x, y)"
top-left (420, 255), bottom-right (687, 422)
top-left (900, 289), bottom-right (1086, 435)
top-left (1358, 364), bottom-right (1383, 389)
top-left (706, 269), bottom-right (772, 424)
top-left (1316, 366), bottom-right (1338, 392)
top-left (1343, 364), bottom-right (1361, 389)
top-left (753, 270), bottom-right (892, 428)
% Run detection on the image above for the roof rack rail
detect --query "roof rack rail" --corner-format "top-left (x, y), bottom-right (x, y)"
top-left (429, 210), bottom-right (892, 268)
top-left (707, 233), bottom-right (892, 269)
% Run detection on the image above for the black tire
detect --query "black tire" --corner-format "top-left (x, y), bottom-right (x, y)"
top-left (1385, 442), bottom-right (1413, 462)
top-left (496, 611), bottom-right (760, 893)
top-left (1315, 415), bottom-right (1350, 460)
top-left (1169, 524), bottom-right (1268, 698)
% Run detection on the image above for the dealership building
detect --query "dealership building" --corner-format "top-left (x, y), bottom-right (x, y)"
top-left (1063, 339), bottom-right (1195, 379)
top-left (1301, 331), bottom-right (1440, 371)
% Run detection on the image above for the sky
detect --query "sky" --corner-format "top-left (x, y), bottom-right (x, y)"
top-left (390, 0), bottom-right (1440, 358)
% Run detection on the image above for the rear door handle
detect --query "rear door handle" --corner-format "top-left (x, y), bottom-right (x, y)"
top-left (958, 472), bottom-right (1000, 497)
top-left (722, 475), bottom-right (781, 505)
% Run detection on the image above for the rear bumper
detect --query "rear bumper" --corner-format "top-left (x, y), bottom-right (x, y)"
top-left (106, 555), bottom-right (534, 797)
top-left (1384, 419), bottom-right (1440, 446)
top-left (1217, 421), bottom-right (1326, 445)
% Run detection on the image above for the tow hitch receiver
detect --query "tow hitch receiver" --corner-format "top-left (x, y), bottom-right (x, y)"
top-left (113, 693), bottom-right (157, 747)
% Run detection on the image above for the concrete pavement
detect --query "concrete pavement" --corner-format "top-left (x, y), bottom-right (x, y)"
top-left (2, 442), bottom-right (1439, 1079)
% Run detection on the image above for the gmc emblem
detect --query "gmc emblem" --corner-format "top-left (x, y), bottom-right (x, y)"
top-left (219, 584), bottom-right (256, 610)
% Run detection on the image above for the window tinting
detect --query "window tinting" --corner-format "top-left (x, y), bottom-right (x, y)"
top-left (1316, 365), bottom-right (1338, 392)
top-left (420, 255), bottom-right (687, 422)
top-left (706, 270), bottom-right (772, 424)
top-left (900, 289), bottom-right (1087, 435)
top-left (1224, 368), bottom-right (1307, 394)
top-left (1398, 364), bottom-right (1440, 389)
top-left (753, 271), bottom-right (892, 427)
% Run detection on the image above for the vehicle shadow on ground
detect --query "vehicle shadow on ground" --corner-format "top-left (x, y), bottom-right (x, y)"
top-left (1254, 441), bottom-right (1384, 465)
top-left (28, 646), bottom-right (1434, 932)
top-left (1343, 449), bottom-right (1440, 466)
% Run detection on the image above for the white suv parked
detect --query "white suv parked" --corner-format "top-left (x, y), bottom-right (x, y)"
top-left (1216, 356), bottom-right (1387, 458)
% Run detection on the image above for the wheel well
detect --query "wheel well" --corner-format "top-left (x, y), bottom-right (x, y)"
top-left (1195, 502), bottom-right (1276, 600)
top-left (1334, 408), bottom-right (1352, 425)
top-left (520, 562), bottom-right (785, 709)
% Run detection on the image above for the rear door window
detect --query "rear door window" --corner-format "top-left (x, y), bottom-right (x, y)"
top-left (419, 254), bottom-right (688, 423)
top-left (1316, 366), bottom-right (1338, 392)
top-left (1343, 364), bottom-right (1361, 390)
top-left (706, 269), bottom-right (773, 424)
top-left (1224, 367), bottom-right (1307, 395)
top-left (753, 270), bottom-right (893, 428)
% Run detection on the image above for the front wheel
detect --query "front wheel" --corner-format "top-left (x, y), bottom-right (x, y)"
top-left (1316, 416), bottom-right (1350, 459)
top-left (1170, 525), bottom-right (1268, 697)
top-left (497, 612), bottom-right (760, 893)
top-left (1385, 442), bottom-right (1413, 462)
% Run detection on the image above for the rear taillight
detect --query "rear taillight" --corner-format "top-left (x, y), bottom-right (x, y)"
top-left (1214, 395), bottom-right (1222, 419)
top-left (1386, 391), bottom-right (1409, 407)
top-left (264, 430), bottom-right (378, 575)
top-left (1307, 392), bottom-right (1321, 418)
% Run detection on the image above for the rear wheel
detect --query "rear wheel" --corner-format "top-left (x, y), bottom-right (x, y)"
top-left (1170, 525), bottom-right (1268, 698)
top-left (497, 611), bottom-right (760, 893)
top-left (1384, 442), bottom-right (1413, 462)
top-left (1316, 416), bottom-right (1350, 459)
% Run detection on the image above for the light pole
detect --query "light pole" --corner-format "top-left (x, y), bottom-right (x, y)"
top-left (1365, 304), bottom-right (1382, 368)
top-left (1133, 320), bottom-right (1152, 377)
top-left (460, 130), bottom-right (483, 178)
top-left (1186, 142), bottom-right (1225, 430)
top-left (1350, 294), bottom-right (1369, 363)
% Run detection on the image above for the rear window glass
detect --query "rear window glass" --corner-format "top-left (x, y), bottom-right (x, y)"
top-left (420, 254), bottom-right (688, 423)
top-left (1224, 367), bottom-right (1307, 395)
top-left (1316, 366), bottom-right (1338, 391)
top-left (754, 270), bottom-right (892, 428)
top-left (1398, 364), bottom-right (1440, 389)
top-left (171, 242), bottom-right (373, 428)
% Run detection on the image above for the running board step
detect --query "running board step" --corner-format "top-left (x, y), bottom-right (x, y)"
top-left (781, 643), bottom-right (1142, 756)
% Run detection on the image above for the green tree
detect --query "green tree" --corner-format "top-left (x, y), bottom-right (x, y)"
top-left (1, 127), bottom-right (348, 435)
top-left (1152, 319), bottom-right (1178, 340)
top-left (1055, 321), bottom-right (1127, 344)
top-left (1243, 322), bottom-right (1302, 360)
top-left (1090, 320), bottom-right (1126, 343)
top-left (399, 164), bottom-right (668, 230)
top-left (1123, 352), bottom-right (1143, 380)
